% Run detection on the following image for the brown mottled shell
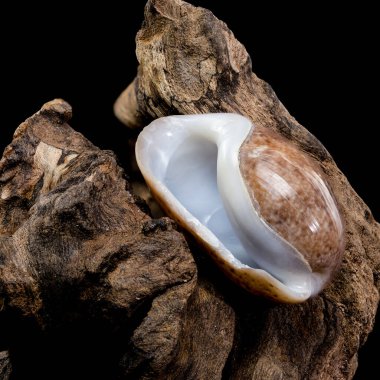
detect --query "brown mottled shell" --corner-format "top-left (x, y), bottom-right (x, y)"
top-left (240, 127), bottom-right (344, 278)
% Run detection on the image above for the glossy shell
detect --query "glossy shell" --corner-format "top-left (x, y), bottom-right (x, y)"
top-left (135, 114), bottom-right (345, 303)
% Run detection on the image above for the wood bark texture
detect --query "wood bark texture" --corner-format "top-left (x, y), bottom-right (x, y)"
top-left (0, 352), bottom-right (11, 380)
top-left (0, 100), bottom-right (235, 379)
top-left (113, 0), bottom-right (380, 379)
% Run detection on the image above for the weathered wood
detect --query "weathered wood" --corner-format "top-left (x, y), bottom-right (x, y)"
top-left (114, 0), bottom-right (380, 378)
top-left (0, 352), bottom-right (11, 380)
top-left (0, 1), bottom-right (377, 379)
top-left (0, 100), bottom-right (234, 378)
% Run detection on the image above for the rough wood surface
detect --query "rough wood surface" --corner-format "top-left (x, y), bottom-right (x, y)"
top-left (0, 352), bottom-right (11, 380)
top-left (114, 0), bottom-right (380, 379)
top-left (0, 100), bottom-right (234, 379)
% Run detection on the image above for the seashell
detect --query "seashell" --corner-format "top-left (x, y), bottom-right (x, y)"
top-left (135, 114), bottom-right (345, 303)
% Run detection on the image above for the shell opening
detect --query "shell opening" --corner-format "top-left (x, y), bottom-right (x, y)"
top-left (165, 136), bottom-right (249, 261)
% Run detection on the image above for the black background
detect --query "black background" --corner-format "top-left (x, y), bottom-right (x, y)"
top-left (0, 1), bottom-right (377, 378)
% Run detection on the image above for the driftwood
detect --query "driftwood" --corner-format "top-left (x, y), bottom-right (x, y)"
top-left (113, 0), bottom-right (380, 379)
top-left (0, 352), bottom-right (11, 380)
top-left (0, 100), bottom-right (235, 379)
top-left (0, 1), bottom-right (378, 379)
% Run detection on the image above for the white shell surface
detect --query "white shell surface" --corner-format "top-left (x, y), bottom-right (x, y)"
top-left (135, 114), bottom-right (322, 302)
